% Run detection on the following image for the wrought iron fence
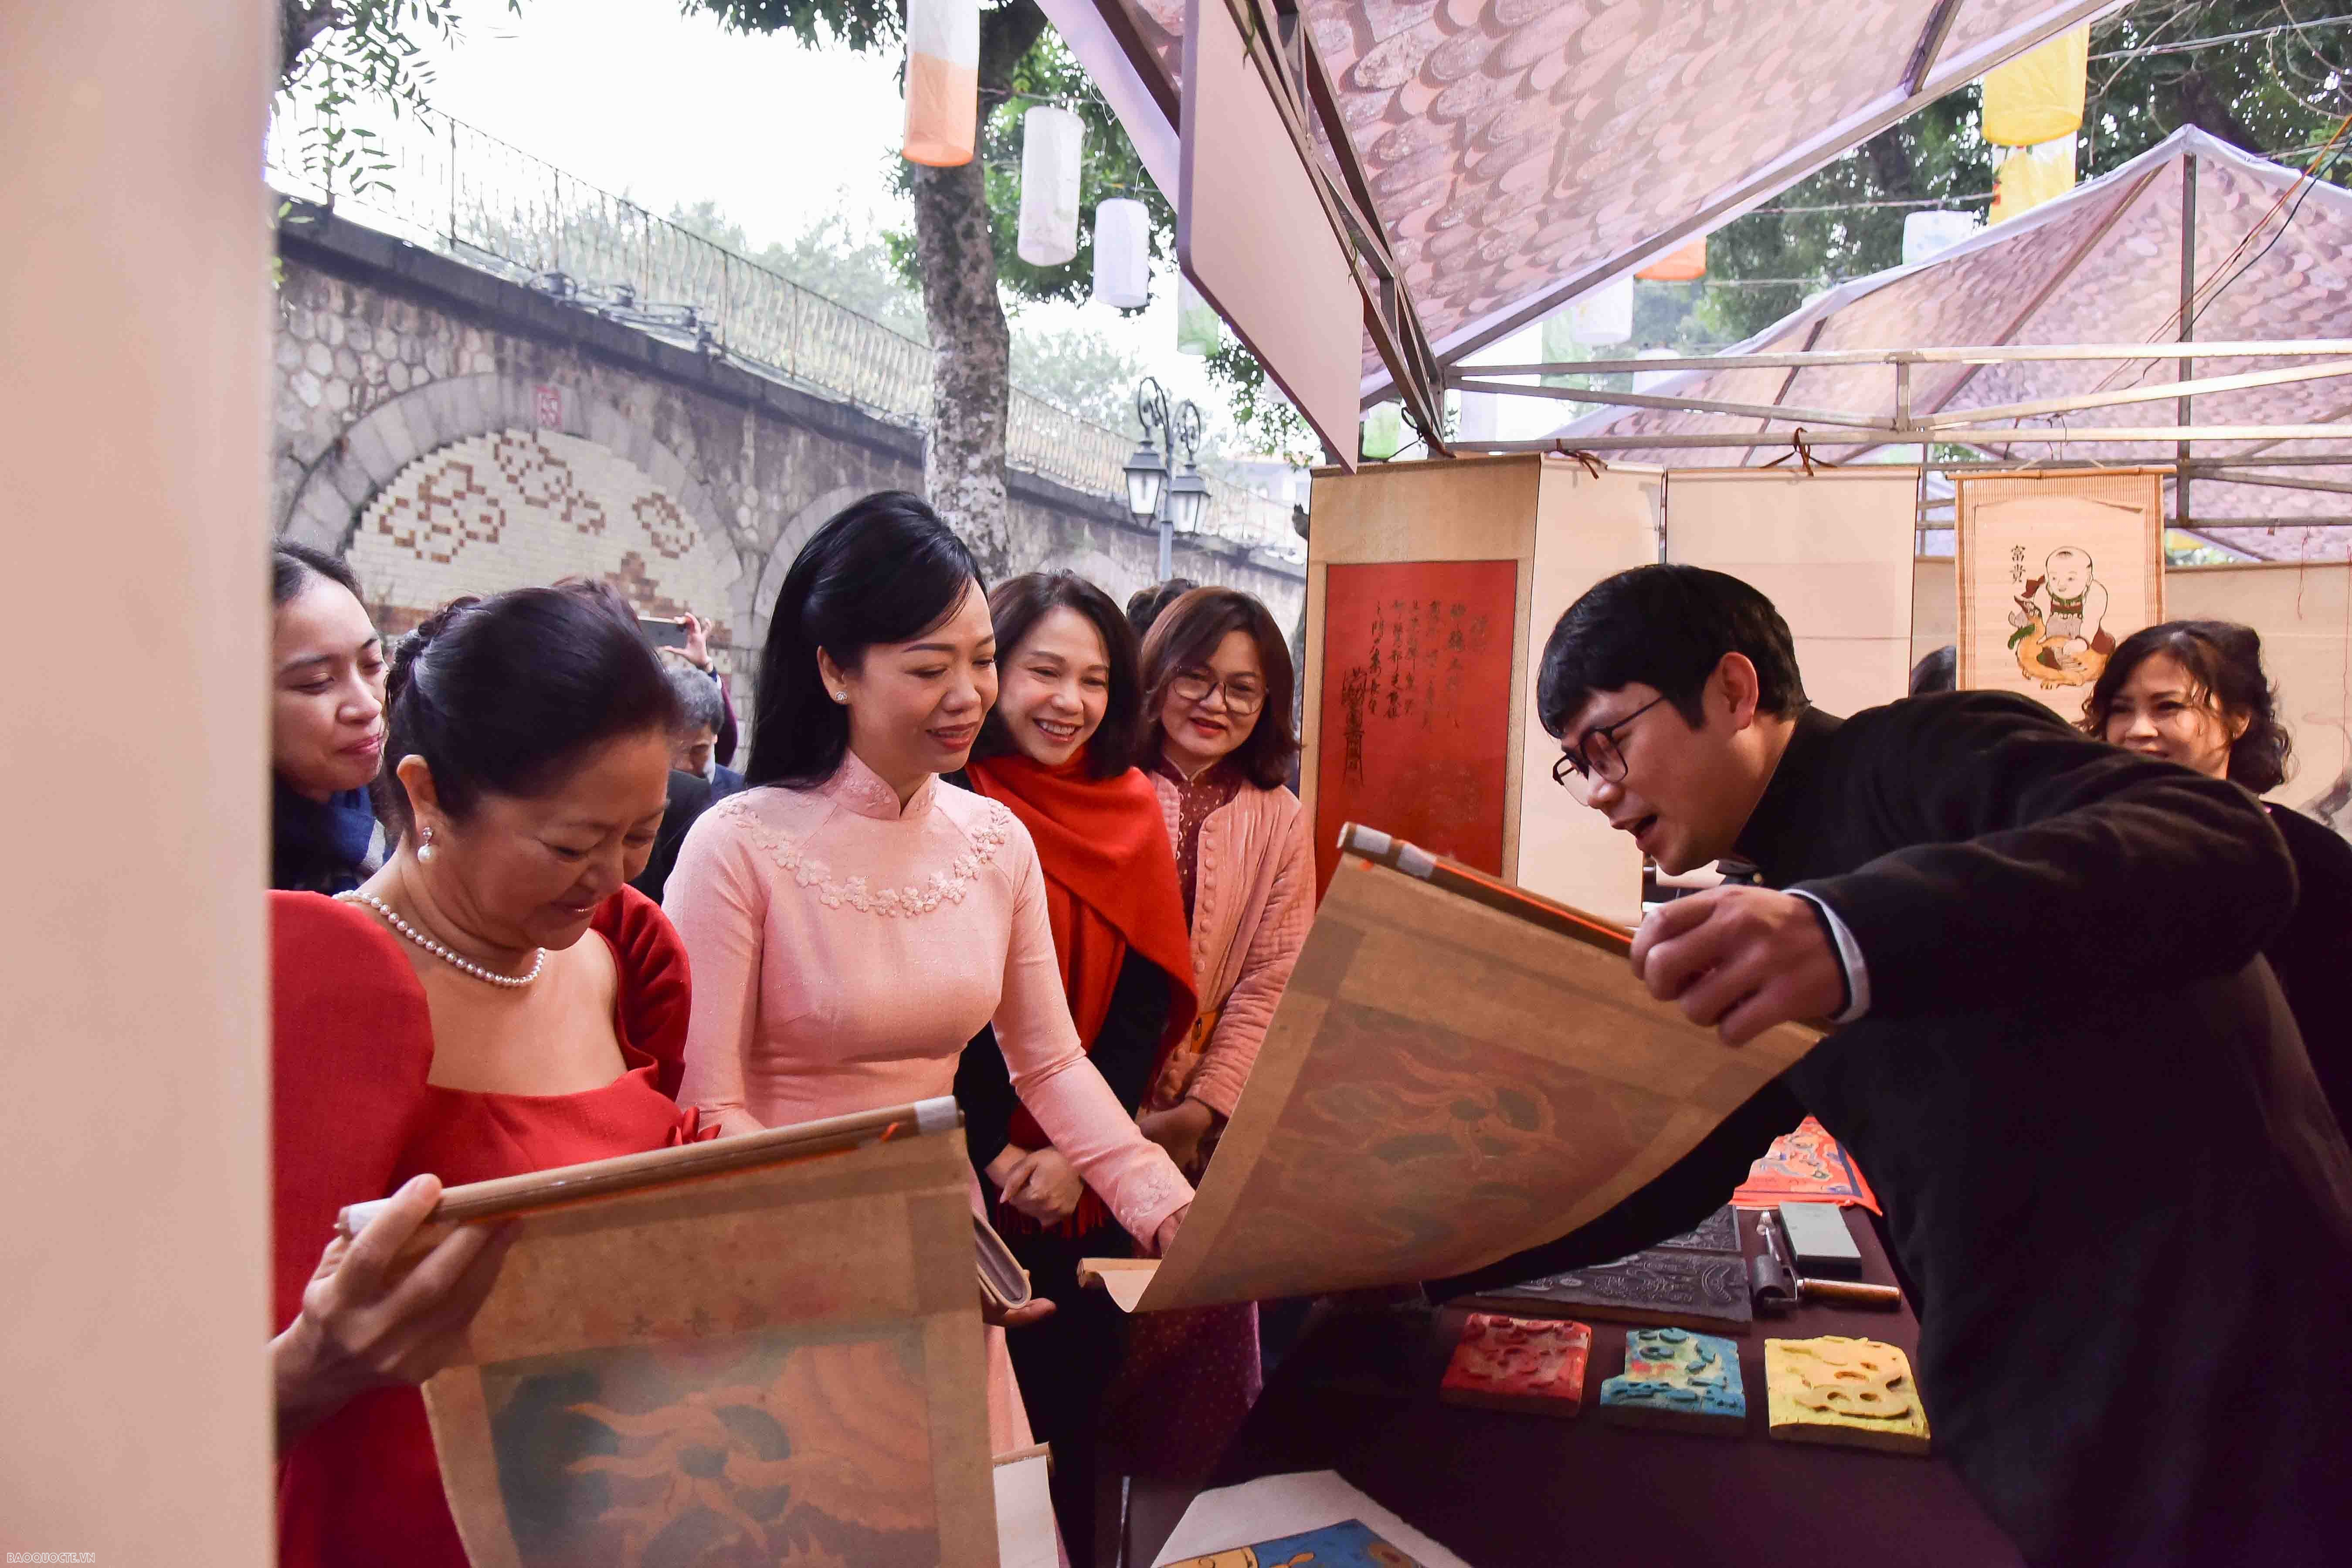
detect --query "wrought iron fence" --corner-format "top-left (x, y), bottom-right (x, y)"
top-left (266, 101), bottom-right (1299, 553)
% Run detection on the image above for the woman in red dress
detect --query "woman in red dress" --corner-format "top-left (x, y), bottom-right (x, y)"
top-left (269, 582), bottom-right (695, 1568)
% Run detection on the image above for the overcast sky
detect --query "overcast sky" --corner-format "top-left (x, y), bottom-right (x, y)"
top-left (308, 0), bottom-right (1225, 421)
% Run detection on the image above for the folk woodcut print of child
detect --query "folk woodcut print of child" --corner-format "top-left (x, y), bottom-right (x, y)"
top-left (1955, 472), bottom-right (2164, 716)
top-left (2008, 545), bottom-right (2113, 687)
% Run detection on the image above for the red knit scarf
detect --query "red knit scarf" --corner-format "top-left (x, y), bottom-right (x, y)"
top-left (966, 750), bottom-right (1200, 1232)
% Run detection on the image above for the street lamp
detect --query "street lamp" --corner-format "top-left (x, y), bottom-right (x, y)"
top-left (1127, 378), bottom-right (1207, 576)
top-left (1166, 398), bottom-right (1208, 537)
top-left (1124, 377), bottom-right (1171, 533)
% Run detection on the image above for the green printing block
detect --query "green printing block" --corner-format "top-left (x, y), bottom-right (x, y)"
top-left (1598, 1327), bottom-right (1746, 1436)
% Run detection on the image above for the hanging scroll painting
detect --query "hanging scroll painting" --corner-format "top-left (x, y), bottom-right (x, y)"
top-left (1955, 469), bottom-right (2165, 717)
top-left (1313, 559), bottom-right (1520, 898)
top-left (416, 1127), bottom-right (997, 1568)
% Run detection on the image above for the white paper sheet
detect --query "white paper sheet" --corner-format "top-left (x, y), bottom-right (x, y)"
top-left (1152, 1470), bottom-right (1478, 1568)
top-left (994, 1450), bottom-right (1057, 1568)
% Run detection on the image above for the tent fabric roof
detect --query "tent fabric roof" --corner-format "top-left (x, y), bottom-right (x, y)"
top-left (1045, 0), bottom-right (2121, 394)
top-left (1551, 128), bottom-right (2352, 562)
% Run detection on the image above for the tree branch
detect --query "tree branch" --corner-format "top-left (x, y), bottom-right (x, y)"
top-left (279, 0), bottom-right (343, 88)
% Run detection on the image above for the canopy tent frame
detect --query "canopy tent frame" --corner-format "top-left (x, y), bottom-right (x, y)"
top-left (1487, 130), bottom-right (2350, 564)
top-left (1038, 0), bottom-right (2135, 423)
top-left (1405, 0), bottom-right (2128, 395)
top-left (1453, 346), bottom-right (2352, 435)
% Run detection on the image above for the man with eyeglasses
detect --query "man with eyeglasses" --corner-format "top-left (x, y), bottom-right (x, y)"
top-left (1430, 563), bottom-right (2351, 1566)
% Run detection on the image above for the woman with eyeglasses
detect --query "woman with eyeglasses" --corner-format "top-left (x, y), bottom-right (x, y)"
top-left (1106, 586), bottom-right (1313, 1480)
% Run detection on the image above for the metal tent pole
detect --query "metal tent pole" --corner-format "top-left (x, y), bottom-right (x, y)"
top-left (2178, 153), bottom-right (2198, 534)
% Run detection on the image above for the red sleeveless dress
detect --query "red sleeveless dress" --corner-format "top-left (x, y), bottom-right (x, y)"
top-left (270, 887), bottom-right (706, 1568)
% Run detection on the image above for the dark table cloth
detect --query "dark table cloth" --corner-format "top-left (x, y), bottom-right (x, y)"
top-left (1123, 1207), bottom-right (2022, 1568)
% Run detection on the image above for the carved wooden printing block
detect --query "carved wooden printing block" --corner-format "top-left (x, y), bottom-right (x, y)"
top-left (1765, 1335), bottom-right (1931, 1455)
top-left (1597, 1327), bottom-right (1746, 1436)
top-left (1471, 1206), bottom-right (1752, 1333)
top-left (1439, 1312), bottom-right (1592, 1416)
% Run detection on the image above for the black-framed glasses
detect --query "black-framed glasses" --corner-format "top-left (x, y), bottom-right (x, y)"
top-left (1171, 669), bottom-right (1265, 715)
top-left (1551, 694), bottom-right (1667, 787)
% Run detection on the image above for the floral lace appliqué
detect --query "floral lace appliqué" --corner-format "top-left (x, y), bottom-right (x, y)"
top-left (716, 795), bottom-right (1013, 917)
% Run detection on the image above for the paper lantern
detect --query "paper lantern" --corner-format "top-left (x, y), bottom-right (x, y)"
top-left (1015, 106), bottom-right (1083, 267)
top-left (1636, 238), bottom-right (1707, 282)
top-left (1902, 209), bottom-right (1982, 265)
top-left (1633, 348), bottom-right (1683, 394)
top-left (901, 0), bottom-right (978, 167)
top-left (1091, 197), bottom-right (1150, 309)
top-left (1177, 275), bottom-right (1221, 356)
top-left (1989, 138), bottom-right (2076, 224)
top-left (1361, 403), bottom-right (1404, 461)
top-left (1569, 276), bottom-right (1634, 346)
top-left (1981, 25), bottom-right (2088, 147)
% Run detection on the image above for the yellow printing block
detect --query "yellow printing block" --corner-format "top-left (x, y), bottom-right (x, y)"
top-left (1764, 1335), bottom-right (1931, 1455)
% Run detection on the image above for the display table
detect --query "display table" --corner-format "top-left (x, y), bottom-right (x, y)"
top-left (1121, 1208), bottom-right (2021, 1567)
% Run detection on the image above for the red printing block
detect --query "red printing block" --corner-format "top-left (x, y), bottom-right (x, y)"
top-left (1440, 1312), bottom-right (1593, 1417)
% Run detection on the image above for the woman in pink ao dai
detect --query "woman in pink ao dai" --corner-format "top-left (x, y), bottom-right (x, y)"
top-left (664, 492), bottom-right (1192, 1453)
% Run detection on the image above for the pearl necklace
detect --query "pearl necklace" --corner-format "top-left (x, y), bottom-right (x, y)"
top-left (336, 892), bottom-right (546, 988)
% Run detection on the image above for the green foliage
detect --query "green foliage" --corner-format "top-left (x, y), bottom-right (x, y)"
top-left (1689, 1), bottom-right (2349, 346)
top-left (276, 0), bottom-right (516, 203)
top-left (2087, 0), bottom-right (2349, 160)
top-left (684, 0), bottom-right (1296, 448)
top-left (1205, 340), bottom-right (1322, 464)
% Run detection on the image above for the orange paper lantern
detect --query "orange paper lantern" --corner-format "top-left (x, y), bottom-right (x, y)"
top-left (902, 0), bottom-right (979, 167)
top-left (1636, 238), bottom-right (1707, 282)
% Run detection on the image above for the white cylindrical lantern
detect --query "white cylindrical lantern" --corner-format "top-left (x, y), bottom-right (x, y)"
top-left (1016, 105), bottom-right (1083, 267)
top-left (1091, 197), bottom-right (1150, 309)
top-left (1360, 402), bottom-right (1403, 461)
top-left (1902, 209), bottom-right (1981, 265)
top-left (1177, 275), bottom-right (1220, 356)
top-left (902, 0), bottom-right (979, 167)
top-left (1569, 275), bottom-right (1633, 346)
top-left (1632, 348), bottom-right (1681, 394)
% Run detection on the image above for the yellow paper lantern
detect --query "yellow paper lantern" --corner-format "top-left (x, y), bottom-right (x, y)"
top-left (902, 0), bottom-right (979, 167)
top-left (1989, 138), bottom-right (2076, 224)
top-left (1981, 25), bottom-right (2088, 148)
top-left (1636, 238), bottom-right (1707, 282)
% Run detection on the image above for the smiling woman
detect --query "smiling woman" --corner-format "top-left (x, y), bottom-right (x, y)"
top-left (269, 543), bottom-right (387, 893)
top-left (663, 494), bottom-right (1196, 1488)
top-left (268, 580), bottom-right (703, 1568)
top-left (953, 572), bottom-right (1201, 1553)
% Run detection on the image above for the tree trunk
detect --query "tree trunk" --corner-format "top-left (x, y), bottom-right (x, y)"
top-left (2169, 69), bottom-right (2263, 156)
top-left (910, 156), bottom-right (1014, 574)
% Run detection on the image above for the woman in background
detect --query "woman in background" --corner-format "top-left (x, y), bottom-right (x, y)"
top-left (270, 543), bottom-right (386, 892)
top-left (271, 583), bottom-right (694, 1568)
top-left (953, 571), bottom-right (1198, 1560)
top-left (2083, 618), bottom-right (2352, 1131)
top-left (663, 492), bottom-right (1193, 1460)
top-left (1106, 586), bottom-right (1315, 1480)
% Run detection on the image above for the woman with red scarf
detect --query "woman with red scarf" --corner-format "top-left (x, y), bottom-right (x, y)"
top-left (953, 571), bottom-right (1198, 1564)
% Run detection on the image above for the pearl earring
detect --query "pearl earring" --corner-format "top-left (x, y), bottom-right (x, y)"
top-left (416, 826), bottom-right (438, 864)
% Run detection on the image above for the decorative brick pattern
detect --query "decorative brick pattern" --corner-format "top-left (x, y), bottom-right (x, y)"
top-left (350, 430), bottom-right (742, 643)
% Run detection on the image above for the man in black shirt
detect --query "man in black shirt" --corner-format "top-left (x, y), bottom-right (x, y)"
top-left (1436, 565), bottom-right (2352, 1565)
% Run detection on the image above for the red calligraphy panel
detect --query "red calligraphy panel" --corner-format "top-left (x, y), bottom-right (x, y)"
top-left (1314, 560), bottom-right (1519, 899)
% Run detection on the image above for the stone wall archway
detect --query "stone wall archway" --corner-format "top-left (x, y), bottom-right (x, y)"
top-left (277, 374), bottom-right (743, 641)
top-left (746, 484), bottom-right (873, 654)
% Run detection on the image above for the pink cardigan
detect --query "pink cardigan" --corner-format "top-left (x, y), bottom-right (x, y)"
top-left (1154, 773), bottom-right (1315, 1120)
